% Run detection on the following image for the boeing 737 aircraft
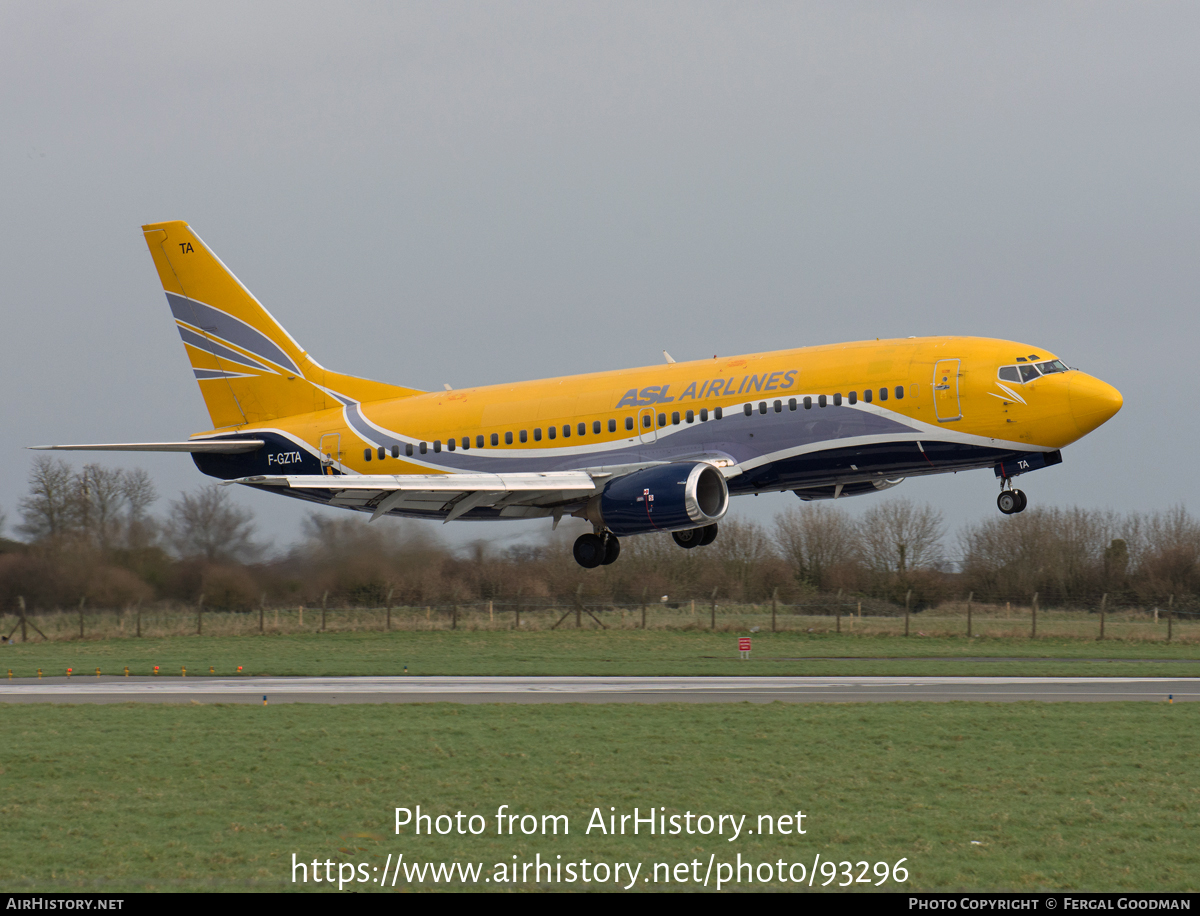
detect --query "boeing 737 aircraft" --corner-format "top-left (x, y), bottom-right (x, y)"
top-left (36, 221), bottom-right (1123, 568)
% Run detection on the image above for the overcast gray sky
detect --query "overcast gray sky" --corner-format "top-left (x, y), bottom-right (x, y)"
top-left (2, 2), bottom-right (1196, 557)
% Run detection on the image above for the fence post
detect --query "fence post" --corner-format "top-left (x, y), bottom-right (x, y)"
top-left (18, 595), bottom-right (27, 643)
top-left (136, 599), bottom-right (142, 638)
top-left (386, 587), bottom-right (394, 631)
top-left (489, 599), bottom-right (494, 624)
top-left (260, 594), bottom-right (265, 634)
top-left (576, 584), bottom-right (584, 628)
top-left (1168, 594), bottom-right (1173, 643)
top-left (904, 590), bottom-right (911, 637)
top-left (197, 593), bottom-right (204, 636)
top-left (1031, 592), bottom-right (1038, 639)
top-left (966, 591), bottom-right (973, 638)
top-left (452, 604), bottom-right (458, 630)
top-left (321, 591), bottom-right (328, 632)
top-left (1099, 593), bottom-right (1107, 640)
top-left (711, 587), bottom-right (718, 630)
top-left (836, 596), bottom-right (841, 634)
top-left (641, 587), bottom-right (647, 630)
top-left (515, 588), bottom-right (522, 630)
top-left (79, 596), bottom-right (86, 639)
top-left (772, 588), bottom-right (778, 633)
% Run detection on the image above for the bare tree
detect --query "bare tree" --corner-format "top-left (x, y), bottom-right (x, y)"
top-left (858, 498), bottom-right (944, 576)
top-left (165, 485), bottom-right (261, 562)
top-left (17, 456), bottom-right (76, 541)
top-left (774, 502), bottom-right (856, 588)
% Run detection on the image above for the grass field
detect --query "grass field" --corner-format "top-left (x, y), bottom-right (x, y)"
top-left (2, 629), bottom-right (1200, 679)
top-left (1, 702), bottom-right (1195, 892)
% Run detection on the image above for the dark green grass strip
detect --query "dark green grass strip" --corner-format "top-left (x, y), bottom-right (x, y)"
top-left (2, 631), bottom-right (1200, 679)
top-left (1, 702), bottom-right (1196, 891)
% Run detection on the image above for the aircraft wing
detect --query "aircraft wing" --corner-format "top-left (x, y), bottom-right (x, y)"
top-left (228, 471), bottom-right (600, 523)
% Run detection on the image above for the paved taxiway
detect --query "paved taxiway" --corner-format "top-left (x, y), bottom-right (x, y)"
top-left (0, 676), bottom-right (1195, 704)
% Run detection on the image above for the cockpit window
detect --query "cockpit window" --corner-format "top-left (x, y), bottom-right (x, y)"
top-left (1037, 359), bottom-right (1068, 375)
top-left (999, 360), bottom-right (1066, 384)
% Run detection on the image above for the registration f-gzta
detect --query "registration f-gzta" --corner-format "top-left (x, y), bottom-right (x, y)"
top-left (35, 221), bottom-right (1122, 568)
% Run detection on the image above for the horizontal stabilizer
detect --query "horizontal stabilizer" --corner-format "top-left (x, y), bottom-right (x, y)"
top-left (29, 440), bottom-right (265, 454)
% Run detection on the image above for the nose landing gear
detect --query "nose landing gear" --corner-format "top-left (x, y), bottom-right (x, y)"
top-left (573, 531), bottom-right (621, 568)
top-left (997, 480), bottom-right (1028, 515)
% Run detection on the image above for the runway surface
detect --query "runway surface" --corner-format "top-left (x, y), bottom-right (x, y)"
top-left (0, 675), bottom-right (1195, 704)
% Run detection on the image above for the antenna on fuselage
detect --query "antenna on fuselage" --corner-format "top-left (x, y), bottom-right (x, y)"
top-left (662, 350), bottom-right (676, 364)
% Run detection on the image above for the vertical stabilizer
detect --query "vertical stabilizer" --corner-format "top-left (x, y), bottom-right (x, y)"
top-left (142, 221), bottom-right (418, 428)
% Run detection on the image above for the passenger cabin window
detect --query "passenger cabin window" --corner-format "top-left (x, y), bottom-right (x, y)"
top-left (895, 386), bottom-right (904, 400)
top-left (548, 427), bottom-right (557, 440)
top-left (833, 393), bottom-right (842, 406)
top-left (700, 408), bottom-right (708, 421)
top-left (714, 407), bottom-right (723, 419)
top-left (447, 439), bottom-right (455, 451)
top-left (364, 448), bottom-right (372, 461)
top-left (788, 398), bottom-right (797, 410)
top-left (392, 445), bottom-right (400, 458)
top-left (378, 446), bottom-right (386, 460)
top-left (848, 392), bottom-right (857, 405)
top-left (658, 413), bottom-right (667, 427)
top-left (804, 396), bottom-right (812, 409)
top-left (519, 430), bottom-right (527, 443)
top-left (609, 419), bottom-right (617, 432)
top-left (505, 432), bottom-right (513, 445)
top-left (879, 388), bottom-right (888, 401)
top-left (563, 425), bottom-right (570, 437)
top-left (434, 440), bottom-right (442, 452)
top-left (671, 411), bottom-right (679, 425)
top-left (533, 428), bottom-right (542, 441)
top-left (642, 415), bottom-right (651, 428)
top-left (759, 401), bottom-right (767, 414)
top-left (818, 395), bottom-right (827, 408)
top-left (744, 403), bottom-right (753, 416)
top-left (686, 409), bottom-right (694, 423)
top-left (406, 443), bottom-right (414, 457)
top-left (578, 422), bottom-right (586, 436)
top-left (463, 437), bottom-right (471, 449)
top-left (420, 442), bottom-right (428, 454)
top-left (593, 420), bottom-right (601, 434)
top-left (864, 389), bottom-right (872, 403)
top-left (625, 416), bottom-right (634, 430)
top-left (490, 433), bottom-right (498, 447)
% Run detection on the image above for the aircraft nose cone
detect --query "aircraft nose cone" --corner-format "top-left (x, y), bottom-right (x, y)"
top-left (1069, 372), bottom-right (1122, 436)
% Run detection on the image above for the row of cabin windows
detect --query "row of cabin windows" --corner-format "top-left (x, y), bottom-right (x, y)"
top-left (738, 386), bottom-right (905, 416)
top-left (360, 405), bottom-right (733, 461)
top-left (360, 388), bottom-right (905, 461)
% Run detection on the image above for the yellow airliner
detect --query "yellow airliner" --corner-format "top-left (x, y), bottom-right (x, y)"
top-left (36, 221), bottom-right (1123, 568)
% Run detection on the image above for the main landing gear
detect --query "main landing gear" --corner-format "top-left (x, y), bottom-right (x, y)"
top-left (573, 531), bottom-right (621, 569)
top-left (997, 480), bottom-right (1028, 515)
top-left (573, 523), bottom-right (720, 568)
top-left (671, 523), bottom-right (719, 549)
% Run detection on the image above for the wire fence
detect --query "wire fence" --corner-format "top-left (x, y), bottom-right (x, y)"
top-left (2, 594), bottom-right (1198, 642)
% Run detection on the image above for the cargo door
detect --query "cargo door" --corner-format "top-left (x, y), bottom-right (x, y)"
top-left (933, 359), bottom-right (962, 422)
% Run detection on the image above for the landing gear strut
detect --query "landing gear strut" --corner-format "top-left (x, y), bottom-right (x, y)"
top-left (574, 532), bottom-right (621, 568)
top-left (997, 480), bottom-right (1028, 515)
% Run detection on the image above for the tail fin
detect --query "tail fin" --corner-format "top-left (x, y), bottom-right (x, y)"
top-left (142, 220), bottom-right (420, 429)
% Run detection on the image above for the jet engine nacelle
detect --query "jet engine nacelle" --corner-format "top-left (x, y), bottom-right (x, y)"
top-left (586, 462), bottom-right (729, 536)
top-left (794, 478), bottom-right (904, 501)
